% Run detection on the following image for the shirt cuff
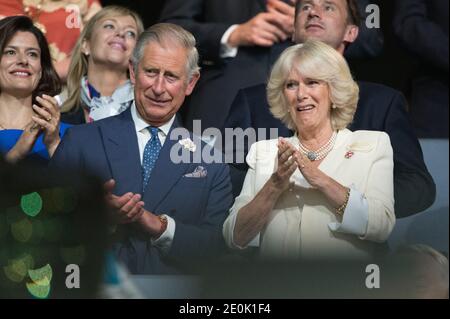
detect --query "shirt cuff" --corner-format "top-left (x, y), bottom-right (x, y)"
top-left (328, 186), bottom-right (369, 237)
top-left (151, 214), bottom-right (175, 254)
top-left (220, 25), bottom-right (239, 58)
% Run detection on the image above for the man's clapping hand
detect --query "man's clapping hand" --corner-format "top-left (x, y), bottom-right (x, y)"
top-left (104, 179), bottom-right (145, 224)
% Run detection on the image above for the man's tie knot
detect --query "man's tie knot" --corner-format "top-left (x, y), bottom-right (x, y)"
top-left (149, 126), bottom-right (159, 138)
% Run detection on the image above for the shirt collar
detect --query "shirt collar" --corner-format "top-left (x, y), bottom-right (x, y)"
top-left (130, 101), bottom-right (175, 137)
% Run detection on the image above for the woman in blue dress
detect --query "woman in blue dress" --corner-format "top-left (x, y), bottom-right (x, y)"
top-left (0, 16), bottom-right (68, 163)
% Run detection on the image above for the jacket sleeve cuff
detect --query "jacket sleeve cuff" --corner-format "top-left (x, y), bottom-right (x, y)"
top-left (328, 186), bottom-right (369, 237)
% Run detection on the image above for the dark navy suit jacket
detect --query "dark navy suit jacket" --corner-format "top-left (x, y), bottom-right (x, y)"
top-left (224, 81), bottom-right (436, 218)
top-left (51, 108), bottom-right (233, 274)
top-left (394, 0), bottom-right (448, 138)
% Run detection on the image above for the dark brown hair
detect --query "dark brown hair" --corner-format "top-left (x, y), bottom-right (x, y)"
top-left (0, 16), bottom-right (61, 102)
top-left (295, 0), bottom-right (362, 27)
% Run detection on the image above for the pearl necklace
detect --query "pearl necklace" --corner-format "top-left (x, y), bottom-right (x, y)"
top-left (298, 131), bottom-right (337, 161)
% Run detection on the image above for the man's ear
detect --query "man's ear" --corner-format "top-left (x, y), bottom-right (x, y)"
top-left (343, 25), bottom-right (359, 44)
top-left (185, 72), bottom-right (200, 96)
top-left (129, 61), bottom-right (136, 85)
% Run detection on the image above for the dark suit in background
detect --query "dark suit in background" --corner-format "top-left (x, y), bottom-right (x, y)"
top-left (51, 109), bottom-right (233, 274)
top-left (224, 81), bottom-right (436, 218)
top-left (160, 0), bottom-right (383, 132)
top-left (160, 0), bottom-right (292, 132)
top-left (393, 0), bottom-right (448, 138)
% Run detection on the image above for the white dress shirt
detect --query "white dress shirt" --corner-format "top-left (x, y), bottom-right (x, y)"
top-left (220, 25), bottom-right (239, 58)
top-left (131, 103), bottom-right (176, 254)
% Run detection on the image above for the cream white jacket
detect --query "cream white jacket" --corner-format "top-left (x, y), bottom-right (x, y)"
top-left (223, 129), bottom-right (396, 259)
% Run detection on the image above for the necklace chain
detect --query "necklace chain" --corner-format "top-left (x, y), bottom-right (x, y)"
top-left (298, 131), bottom-right (337, 161)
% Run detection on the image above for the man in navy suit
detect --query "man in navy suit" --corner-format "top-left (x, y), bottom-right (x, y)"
top-left (51, 24), bottom-right (233, 274)
top-left (160, 0), bottom-right (383, 132)
top-left (224, 0), bottom-right (435, 218)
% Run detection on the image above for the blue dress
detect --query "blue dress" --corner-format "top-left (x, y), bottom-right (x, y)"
top-left (0, 122), bottom-right (71, 162)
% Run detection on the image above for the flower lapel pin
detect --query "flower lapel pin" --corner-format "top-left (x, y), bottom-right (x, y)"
top-left (179, 138), bottom-right (197, 152)
top-left (345, 151), bottom-right (354, 159)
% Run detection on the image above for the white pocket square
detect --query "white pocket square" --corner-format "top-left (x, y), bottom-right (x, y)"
top-left (183, 166), bottom-right (207, 178)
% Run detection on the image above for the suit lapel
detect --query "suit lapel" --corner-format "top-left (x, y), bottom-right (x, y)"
top-left (143, 117), bottom-right (194, 211)
top-left (99, 108), bottom-right (142, 195)
top-left (317, 129), bottom-right (352, 177)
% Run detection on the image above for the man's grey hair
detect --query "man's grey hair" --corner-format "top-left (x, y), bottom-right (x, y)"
top-left (131, 23), bottom-right (200, 81)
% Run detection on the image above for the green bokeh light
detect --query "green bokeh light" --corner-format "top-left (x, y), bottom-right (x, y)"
top-left (21, 192), bottom-right (43, 217)
top-left (26, 264), bottom-right (52, 299)
top-left (3, 260), bottom-right (27, 283)
top-left (11, 218), bottom-right (33, 243)
top-left (3, 254), bottom-right (34, 283)
top-left (26, 277), bottom-right (51, 299)
top-left (28, 263), bottom-right (53, 283)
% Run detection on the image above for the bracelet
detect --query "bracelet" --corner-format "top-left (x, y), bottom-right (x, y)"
top-left (336, 187), bottom-right (351, 216)
top-left (153, 215), bottom-right (168, 239)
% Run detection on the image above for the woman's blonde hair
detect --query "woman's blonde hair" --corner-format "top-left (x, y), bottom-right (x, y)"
top-left (62, 5), bottom-right (144, 113)
top-left (267, 40), bottom-right (359, 131)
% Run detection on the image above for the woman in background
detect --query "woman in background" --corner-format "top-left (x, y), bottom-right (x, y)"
top-left (60, 6), bottom-right (143, 124)
top-left (0, 0), bottom-right (102, 82)
top-left (0, 16), bottom-right (68, 163)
